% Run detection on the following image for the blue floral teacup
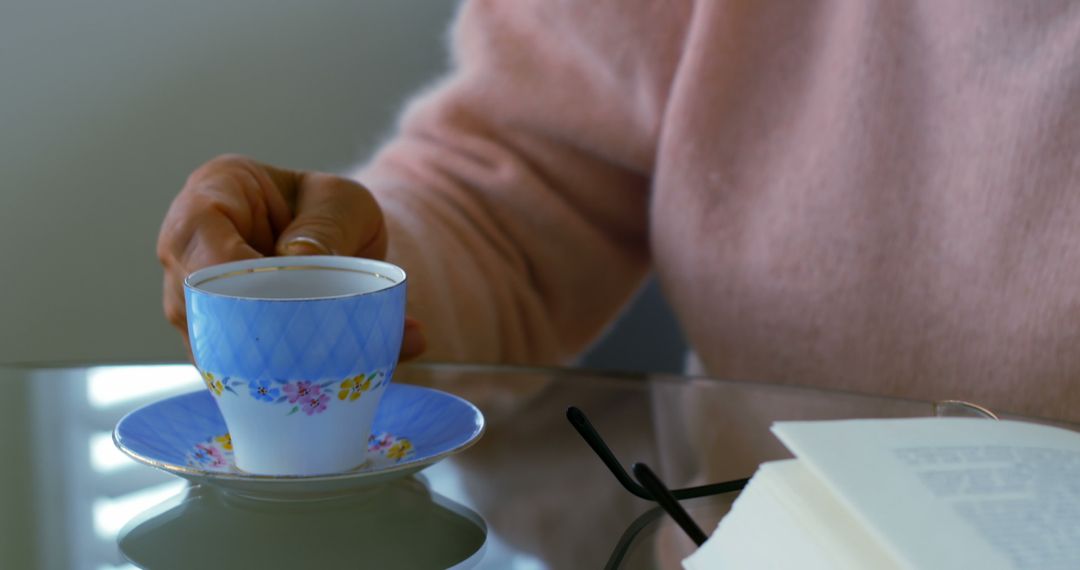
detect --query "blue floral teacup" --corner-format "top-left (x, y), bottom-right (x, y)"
top-left (184, 256), bottom-right (406, 476)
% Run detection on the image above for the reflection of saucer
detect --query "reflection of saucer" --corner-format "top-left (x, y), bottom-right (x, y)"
top-left (114, 384), bottom-right (484, 498)
top-left (119, 477), bottom-right (488, 569)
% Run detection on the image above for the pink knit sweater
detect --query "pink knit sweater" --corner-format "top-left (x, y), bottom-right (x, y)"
top-left (359, 0), bottom-right (1080, 422)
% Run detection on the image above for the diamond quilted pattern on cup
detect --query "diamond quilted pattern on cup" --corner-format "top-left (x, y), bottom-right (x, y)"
top-left (187, 282), bottom-right (406, 383)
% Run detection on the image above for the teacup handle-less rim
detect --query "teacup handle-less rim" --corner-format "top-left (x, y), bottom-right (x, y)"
top-left (184, 256), bottom-right (406, 301)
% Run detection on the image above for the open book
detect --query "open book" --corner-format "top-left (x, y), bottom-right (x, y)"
top-left (683, 418), bottom-right (1080, 570)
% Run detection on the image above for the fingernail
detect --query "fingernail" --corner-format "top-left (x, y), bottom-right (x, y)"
top-left (282, 236), bottom-right (333, 256)
top-left (401, 321), bottom-right (426, 360)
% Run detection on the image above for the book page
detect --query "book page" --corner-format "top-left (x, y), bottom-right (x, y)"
top-left (773, 418), bottom-right (1080, 570)
top-left (684, 459), bottom-right (902, 569)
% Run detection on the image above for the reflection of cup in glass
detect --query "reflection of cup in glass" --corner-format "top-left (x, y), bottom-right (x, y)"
top-left (118, 477), bottom-right (487, 569)
top-left (184, 256), bottom-right (406, 476)
top-left (932, 400), bottom-right (999, 420)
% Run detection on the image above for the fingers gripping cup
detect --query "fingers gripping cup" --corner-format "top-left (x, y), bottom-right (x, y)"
top-left (184, 256), bottom-right (406, 476)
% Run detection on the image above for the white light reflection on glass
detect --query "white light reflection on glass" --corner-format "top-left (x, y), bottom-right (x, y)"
top-left (89, 431), bottom-right (135, 473)
top-left (87, 364), bottom-right (201, 408)
top-left (92, 481), bottom-right (185, 539)
top-left (509, 554), bottom-right (547, 569)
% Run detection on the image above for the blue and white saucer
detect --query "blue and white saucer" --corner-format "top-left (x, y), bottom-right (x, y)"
top-left (114, 383), bottom-right (485, 498)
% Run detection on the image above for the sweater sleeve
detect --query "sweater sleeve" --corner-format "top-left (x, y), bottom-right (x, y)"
top-left (356, 0), bottom-right (688, 364)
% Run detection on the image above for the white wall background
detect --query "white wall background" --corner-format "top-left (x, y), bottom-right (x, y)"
top-left (0, 0), bottom-right (459, 365)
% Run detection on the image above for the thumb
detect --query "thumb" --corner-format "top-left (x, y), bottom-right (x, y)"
top-left (276, 172), bottom-right (388, 259)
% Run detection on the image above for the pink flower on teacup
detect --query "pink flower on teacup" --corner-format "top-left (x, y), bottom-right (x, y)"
top-left (368, 433), bottom-right (394, 452)
top-left (283, 380), bottom-right (320, 404)
top-left (193, 443), bottom-right (227, 468)
top-left (300, 393), bottom-right (329, 415)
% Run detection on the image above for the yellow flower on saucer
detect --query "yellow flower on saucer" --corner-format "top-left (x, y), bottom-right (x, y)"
top-left (202, 371), bottom-right (223, 396)
top-left (214, 434), bottom-right (233, 451)
top-left (338, 374), bottom-right (373, 401)
top-left (387, 439), bottom-right (413, 461)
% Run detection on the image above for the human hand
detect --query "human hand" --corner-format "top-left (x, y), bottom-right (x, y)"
top-left (157, 154), bottom-right (426, 360)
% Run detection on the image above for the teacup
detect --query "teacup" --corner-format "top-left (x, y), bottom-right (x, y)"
top-left (184, 256), bottom-right (407, 476)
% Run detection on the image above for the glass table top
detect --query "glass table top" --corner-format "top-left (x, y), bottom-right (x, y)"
top-left (0, 362), bottom-right (1066, 569)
